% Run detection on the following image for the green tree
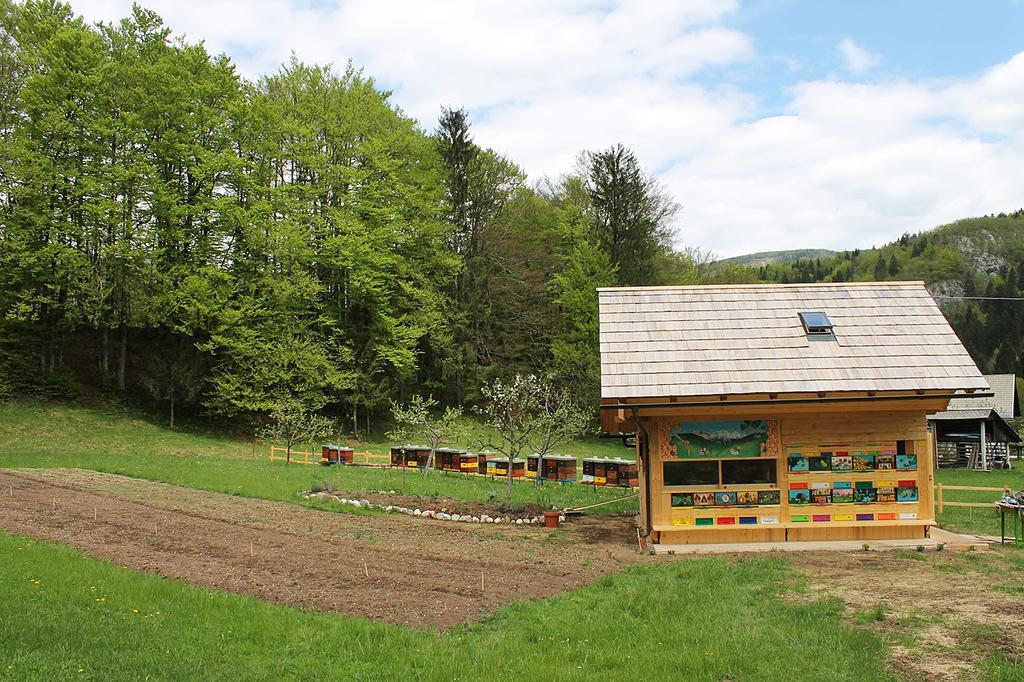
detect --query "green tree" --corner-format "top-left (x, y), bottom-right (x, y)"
top-left (584, 144), bottom-right (678, 286)
top-left (477, 374), bottom-right (546, 502)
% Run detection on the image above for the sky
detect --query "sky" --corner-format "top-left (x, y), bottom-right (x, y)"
top-left (71, 0), bottom-right (1024, 257)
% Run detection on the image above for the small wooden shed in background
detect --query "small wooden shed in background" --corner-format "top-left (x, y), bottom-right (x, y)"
top-left (928, 373), bottom-right (1020, 470)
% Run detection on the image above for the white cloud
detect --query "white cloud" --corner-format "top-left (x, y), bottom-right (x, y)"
top-left (837, 37), bottom-right (880, 74)
top-left (67, 1), bottom-right (1024, 257)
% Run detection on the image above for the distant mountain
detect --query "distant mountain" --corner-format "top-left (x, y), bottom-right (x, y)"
top-left (721, 249), bottom-right (837, 267)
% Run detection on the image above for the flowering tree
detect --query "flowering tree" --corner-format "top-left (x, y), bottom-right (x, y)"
top-left (258, 398), bottom-right (334, 463)
top-left (530, 384), bottom-right (591, 462)
top-left (388, 395), bottom-right (463, 476)
top-left (479, 374), bottom-right (589, 501)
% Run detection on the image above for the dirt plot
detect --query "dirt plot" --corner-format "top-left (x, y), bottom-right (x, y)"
top-left (0, 469), bottom-right (647, 629)
top-left (790, 551), bottom-right (1024, 680)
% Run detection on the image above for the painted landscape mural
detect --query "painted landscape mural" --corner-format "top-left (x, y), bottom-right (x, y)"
top-left (668, 420), bottom-right (770, 458)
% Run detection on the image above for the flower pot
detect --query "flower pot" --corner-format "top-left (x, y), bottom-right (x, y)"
top-left (543, 511), bottom-right (560, 528)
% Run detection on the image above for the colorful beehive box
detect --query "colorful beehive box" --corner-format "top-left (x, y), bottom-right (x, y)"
top-left (543, 454), bottom-right (578, 482)
top-left (485, 456), bottom-right (525, 477)
top-left (390, 445), bottom-right (431, 468)
top-left (478, 451), bottom-right (496, 475)
top-left (526, 454), bottom-right (541, 478)
top-left (527, 454), bottom-right (577, 481)
top-left (581, 457), bottom-right (637, 486)
top-left (435, 448), bottom-right (470, 471)
top-left (321, 445), bottom-right (353, 465)
top-left (453, 450), bottom-right (478, 472)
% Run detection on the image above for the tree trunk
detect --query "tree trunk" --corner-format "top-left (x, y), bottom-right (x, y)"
top-left (365, 405), bottom-right (370, 436)
top-left (169, 394), bottom-right (175, 429)
top-left (352, 404), bottom-right (358, 437)
top-left (101, 326), bottom-right (110, 377)
top-left (424, 446), bottom-right (435, 477)
top-left (286, 443), bottom-right (291, 464)
top-left (506, 462), bottom-right (514, 502)
top-left (117, 324), bottom-right (127, 392)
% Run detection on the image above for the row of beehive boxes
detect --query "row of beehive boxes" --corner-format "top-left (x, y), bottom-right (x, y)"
top-left (322, 444), bottom-right (354, 464)
top-left (388, 446), bottom-right (637, 487)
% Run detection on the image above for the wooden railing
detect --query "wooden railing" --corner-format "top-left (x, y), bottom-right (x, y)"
top-left (267, 446), bottom-right (388, 466)
top-left (935, 483), bottom-right (1006, 513)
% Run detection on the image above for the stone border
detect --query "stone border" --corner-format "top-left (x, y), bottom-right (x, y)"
top-left (301, 491), bottom-right (565, 526)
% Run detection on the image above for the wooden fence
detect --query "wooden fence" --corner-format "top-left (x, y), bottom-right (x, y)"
top-left (935, 483), bottom-right (1006, 513)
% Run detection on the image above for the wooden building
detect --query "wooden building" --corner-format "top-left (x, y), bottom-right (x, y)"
top-left (598, 282), bottom-right (989, 546)
top-left (928, 374), bottom-right (1020, 470)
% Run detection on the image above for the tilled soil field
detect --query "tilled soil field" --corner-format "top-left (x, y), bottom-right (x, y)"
top-left (0, 468), bottom-right (646, 629)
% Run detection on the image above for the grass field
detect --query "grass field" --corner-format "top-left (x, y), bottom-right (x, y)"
top-left (4, 401), bottom-right (1022, 526)
top-left (1, 401), bottom-right (1023, 680)
top-left (0, 529), bottom-right (891, 681)
top-left (0, 402), bottom-right (638, 515)
top-left (936, 463), bottom-right (1024, 536)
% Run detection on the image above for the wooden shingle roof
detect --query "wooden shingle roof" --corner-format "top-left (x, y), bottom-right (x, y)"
top-left (598, 281), bottom-right (988, 400)
top-left (945, 374), bottom-right (1017, 417)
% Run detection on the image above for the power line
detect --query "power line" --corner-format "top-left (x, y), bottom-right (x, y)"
top-left (934, 295), bottom-right (1024, 301)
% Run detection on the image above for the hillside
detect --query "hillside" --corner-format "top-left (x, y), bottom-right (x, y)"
top-left (756, 210), bottom-right (1024, 376)
top-left (721, 248), bottom-right (836, 267)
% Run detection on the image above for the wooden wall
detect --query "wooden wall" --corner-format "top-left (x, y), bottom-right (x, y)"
top-left (642, 402), bottom-right (937, 546)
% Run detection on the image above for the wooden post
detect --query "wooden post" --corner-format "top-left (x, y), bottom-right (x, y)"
top-left (937, 482), bottom-right (944, 514)
top-left (979, 420), bottom-right (988, 471)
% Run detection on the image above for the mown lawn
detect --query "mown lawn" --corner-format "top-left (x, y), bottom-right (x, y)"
top-left (935, 463), bottom-right (1024, 536)
top-left (0, 402), bottom-right (638, 514)
top-left (0, 529), bottom-right (890, 682)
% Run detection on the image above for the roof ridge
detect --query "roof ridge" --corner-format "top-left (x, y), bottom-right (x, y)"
top-left (597, 281), bottom-right (926, 293)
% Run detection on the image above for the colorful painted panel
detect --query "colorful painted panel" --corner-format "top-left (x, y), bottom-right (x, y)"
top-left (789, 489), bottom-right (811, 505)
top-left (668, 420), bottom-right (769, 458)
top-left (896, 454), bottom-right (918, 470)
top-left (715, 491), bottom-right (737, 506)
top-left (737, 491), bottom-right (759, 505)
top-left (758, 490), bottom-right (781, 505)
top-left (788, 455), bottom-right (810, 472)
top-left (808, 455), bottom-right (832, 472)
top-left (896, 486), bottom-right (919, 503)
top-left (832, 488), bottom-right (854, 504)
top-left (876, 486), bottom-right (896, 503)
top-left (831, 454), bottom-right (853, 471)
top-left (852, 454), bottom-right (875, 471)
top-left (854, 488), bottom-right (876, 504)
top-left (670, 493), bottom-right (694, 508)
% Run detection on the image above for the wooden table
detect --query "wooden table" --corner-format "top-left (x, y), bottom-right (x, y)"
top-left (996, 502), bottom-right (1024, 545)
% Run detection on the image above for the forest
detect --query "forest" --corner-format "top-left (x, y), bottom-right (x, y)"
top-left (3, 1), bottom-right (1021, 434)
top-left (0, 1), bottom-right (749, 430)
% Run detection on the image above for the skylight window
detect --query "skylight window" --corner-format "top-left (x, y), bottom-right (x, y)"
top-left (799, 311), bottom-right (834, 336)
